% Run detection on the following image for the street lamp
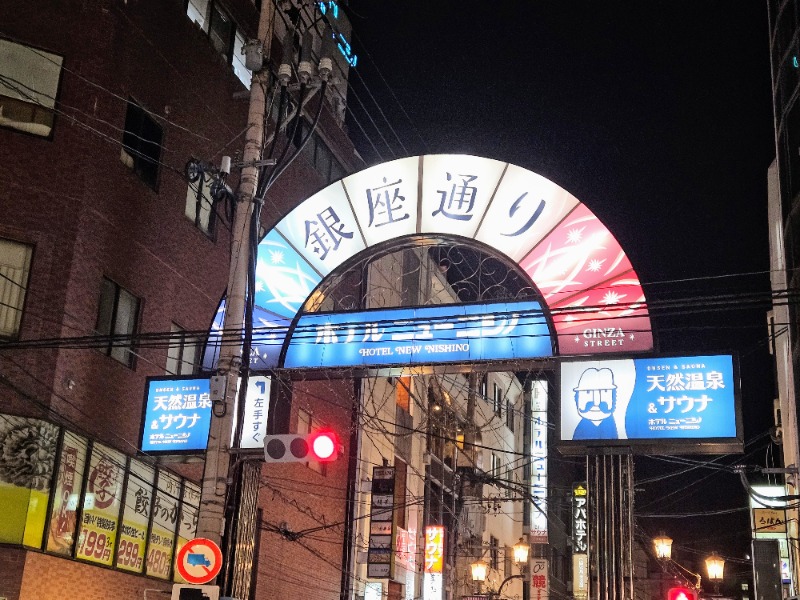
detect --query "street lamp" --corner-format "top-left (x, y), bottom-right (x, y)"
top-left (471, 560), bottom-right (489, 582)
top-left (653, 534), bottom-right (673, 560)
top-left (470, 538), bottom-right (530, 598)
top-left (705, 552), bottom-right (725, 594)
top-left (652, 534), bottom-right (701, 590)
top-left (512, 537), bottom-right (530, 565)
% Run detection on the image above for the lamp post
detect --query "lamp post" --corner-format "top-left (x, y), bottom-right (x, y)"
top-left (705, 552), bottom-right (725, 595)
top-left (471, 538), bottom-right (531, 599)
top-left (652, 534), bottom-right (702, 592)
top-left (654, 534), bottom-right (673, 561)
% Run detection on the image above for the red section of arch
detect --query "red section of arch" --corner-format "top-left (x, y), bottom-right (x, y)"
top-left (518, 203), bottom-right (652, 354)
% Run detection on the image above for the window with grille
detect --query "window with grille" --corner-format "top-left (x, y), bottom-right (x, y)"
top-left (0, 238), bottom-right (33, 338)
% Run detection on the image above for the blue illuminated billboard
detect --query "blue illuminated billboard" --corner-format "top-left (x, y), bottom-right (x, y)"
top-left (283, 300), bottom-right (552, 369)
top-left (558, 354), bottom-right (743, 455)
top-left (141, 377), bottom-right (212, 453)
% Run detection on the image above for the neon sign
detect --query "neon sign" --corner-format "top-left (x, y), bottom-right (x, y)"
top-left (424, 526), bottom-right (444, 574)
top-left (318, 1), bottom-right (358, 67)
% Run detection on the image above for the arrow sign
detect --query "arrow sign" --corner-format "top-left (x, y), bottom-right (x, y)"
top-left (176, 538), bottom-right (223, 584)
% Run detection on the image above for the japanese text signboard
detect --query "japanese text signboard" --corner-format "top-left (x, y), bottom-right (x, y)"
top-left (423, 526), bottom-right (444, 574)
top-left (46, 431), bottom-right (88, 556)
top-left (367, 467), bottom-right (396, 579)
top-left (423, 525), bottom-right (445, 600)
top-left (116, 459), bottom-right (155, 573)
top-left (559, 354), bottom-right (742, 455)
top-left (284, 301), bottom-right (551, 369)
top-left (753, 508), bottom-right (787, 534)
top-left (572, 483), bottom-right (589, 600)
top-left (204, 155), bottom-right (655, 372)
top-left (147, 470), bottom-right (181, 580)
top-left (531, 559), bottom-right (549, 600)
top-left (572, 483), bottom-right (588, 554)
top-left (141, 378), bottom-right (212, 453)
top-left (531, 380), bottom-right (548, 544)
top-left (77, 443), bottom-right (125, 566)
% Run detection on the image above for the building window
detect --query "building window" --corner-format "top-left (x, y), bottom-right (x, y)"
top-left (95, 277), bottom-right (140, 367)
top-left (0, 38), bottom-right (63, 138)
top-left (297, 408), bottom-right (326, 475)
top-left (0, 238), bottom-right (33, 338)
top-left (185, 174), bottom-right (217, 236)
top-left (493, 383), bottom-right (502, 417)
top-left (490, 453), bottom-right (501, 478)
top-left (489, 536), bottom-right (499, 571)
top-left (395, 376), bottom-right (411, 413)
top-left (293, 120), bottom-right (346, 183)
top-left (166, 324), bottom-right (199, 375)
top-left (187, 0), bottom-right (252, 88)
top-left (121, 99), bottom-right (163, 190)
top-left (506, 399), bottom-right (514, 431)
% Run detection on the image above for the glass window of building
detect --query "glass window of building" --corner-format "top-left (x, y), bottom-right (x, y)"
top-left (121, 99), bottom-right (163, 190)
top-left (185, 0), bottom-right (252, 88)
top-left (95, 277), bottom-right (140, 367)
top-left (0, 237), bottom-right (33, 338)
top-left (166, 323), bottom-right (199, 375)
top-left (185, 173), bottom-right (217, 237)
top-left (0, 38), bottom-right (63, 138)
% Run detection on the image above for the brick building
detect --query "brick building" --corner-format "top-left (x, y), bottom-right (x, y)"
top-left (0, 1), bottom-right (361, 599)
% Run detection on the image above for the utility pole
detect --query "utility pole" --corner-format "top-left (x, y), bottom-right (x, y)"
top-left (196, 0), bottom-right (274, 549)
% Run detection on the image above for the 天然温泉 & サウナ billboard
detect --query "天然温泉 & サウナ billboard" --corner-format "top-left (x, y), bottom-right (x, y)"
top-left (558, 354), bottom-right (742, 455)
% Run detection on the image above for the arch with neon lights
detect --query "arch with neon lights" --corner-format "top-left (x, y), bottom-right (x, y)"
top-left (205, 154), bottom-right (653, 370)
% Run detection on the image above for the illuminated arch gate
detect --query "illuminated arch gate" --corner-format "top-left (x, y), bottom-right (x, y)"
top-left (204, 154), bottom-right (653, 370)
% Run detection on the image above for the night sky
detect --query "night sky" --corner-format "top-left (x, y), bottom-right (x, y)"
top-left (344, 1), bottom-right (777, 569)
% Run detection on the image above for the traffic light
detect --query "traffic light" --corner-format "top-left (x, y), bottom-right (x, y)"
top-left (263, 431), bottom-right (340, 463)
top-left (668, 586), bottom-right (697, 600)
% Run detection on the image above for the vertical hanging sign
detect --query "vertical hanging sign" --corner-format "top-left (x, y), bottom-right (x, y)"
top-left (423, 525), bottom-right (445, 600)
top-left (531, 558), bottom-right (549, 600)
top-left (572, 483), bottom-right (588, 600)
top-left (367, 466), bottom-right (396, 578)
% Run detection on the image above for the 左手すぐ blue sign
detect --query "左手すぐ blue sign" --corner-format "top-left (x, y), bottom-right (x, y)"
top-left (283, 300), bottom-right (552, 369)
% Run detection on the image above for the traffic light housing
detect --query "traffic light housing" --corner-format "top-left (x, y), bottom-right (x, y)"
top-left (263, 431), bottom-right (340, 463)
top-left (668, 586), bottom-right (697, 600)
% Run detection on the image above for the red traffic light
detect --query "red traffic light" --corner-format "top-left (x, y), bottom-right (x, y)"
top-left (668, 587), bottom-right (697, 600)
top-left (263, 431), bottom-right (340, 463)
top-left (309, 430), bottom-right (339, 462)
